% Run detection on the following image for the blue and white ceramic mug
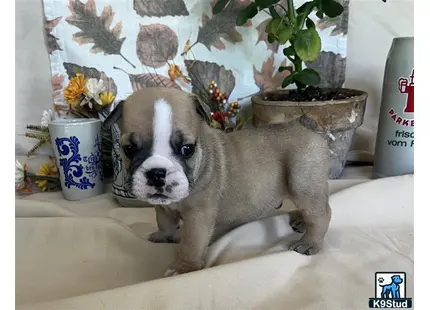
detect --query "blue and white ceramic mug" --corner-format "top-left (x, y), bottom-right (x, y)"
top-left (48, 118), bottom-right (104, 201)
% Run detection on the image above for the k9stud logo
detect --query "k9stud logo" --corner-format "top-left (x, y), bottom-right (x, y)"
top-left (368, 272), bottom-right (412, 308)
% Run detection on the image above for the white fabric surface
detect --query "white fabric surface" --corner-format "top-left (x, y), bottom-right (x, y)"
top-left (16, 174), bottom-right (413, 310)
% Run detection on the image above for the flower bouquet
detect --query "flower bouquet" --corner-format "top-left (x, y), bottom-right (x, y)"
top-left (18, 73), bottom-right (116, 195)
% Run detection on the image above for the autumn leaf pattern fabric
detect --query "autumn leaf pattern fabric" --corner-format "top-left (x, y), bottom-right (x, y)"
top-left (42, 0), bottom-right (349, 114)
top-left (44, 16), bottom-right (62, 54)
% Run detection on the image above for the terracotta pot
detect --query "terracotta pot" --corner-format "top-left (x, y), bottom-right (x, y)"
top-left (251, 88), bottom-right (368, 179)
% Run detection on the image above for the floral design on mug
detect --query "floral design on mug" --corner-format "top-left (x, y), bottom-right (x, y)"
top-left (83, 135), bottom-right (104, 180)
top-left (55, 136), bottom-right (96, 190)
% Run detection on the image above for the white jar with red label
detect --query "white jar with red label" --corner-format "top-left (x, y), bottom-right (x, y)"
top-left (372, 37), bottom-right (414, 178)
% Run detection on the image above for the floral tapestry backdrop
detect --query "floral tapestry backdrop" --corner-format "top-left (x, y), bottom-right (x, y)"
top-left (42, 0), bottom-right (349, 119)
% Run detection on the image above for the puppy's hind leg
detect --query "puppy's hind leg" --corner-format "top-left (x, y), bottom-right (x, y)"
top-left (148, 206), bottom-right (180, 243)
top-left (288, 195), bottom-right (331, 255)
top-left (284, 127), bottom-right (331, 255)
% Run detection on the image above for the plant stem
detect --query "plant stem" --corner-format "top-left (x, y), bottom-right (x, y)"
top-left (297, 3), bottom-right (316, 29)
top-left (34, 175), bottom-right (61, 182)
top-left (26, 125), bottom-right (49, 133)
top-left (295, 58), bottom-right (302, 72)
top-left (25, 132), bottom-right (49, 140)
top-left (294, 54), bottom-right (305, 91)
top-left (286, 0), bottom-right (296, 24)
top-left (26, 140), bottom-right (49, 157)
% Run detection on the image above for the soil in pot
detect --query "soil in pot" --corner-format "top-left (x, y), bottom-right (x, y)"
top-left (262, 86), bottom-right (354, 102)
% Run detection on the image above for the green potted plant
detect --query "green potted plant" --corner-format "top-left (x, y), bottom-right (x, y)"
top-left (213, 0), bottom-right (368, 178)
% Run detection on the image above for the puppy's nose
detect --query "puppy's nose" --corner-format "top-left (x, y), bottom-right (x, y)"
top-left (146, 168), bottom-right (166, 187)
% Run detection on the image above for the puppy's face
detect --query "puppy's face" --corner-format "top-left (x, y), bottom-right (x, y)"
top-left (109, 88), bottom-right (205, 205)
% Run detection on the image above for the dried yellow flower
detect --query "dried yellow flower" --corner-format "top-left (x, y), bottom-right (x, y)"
top-left (100, 92), bottom-right (115, 106)
top-left (64, 73), bottom-right (88, 106)
top-left (35, 162), bottom-right (58, 192)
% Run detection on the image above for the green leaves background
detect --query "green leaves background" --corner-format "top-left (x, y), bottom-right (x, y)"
top-left (221, 0), bottom-right (346, 89)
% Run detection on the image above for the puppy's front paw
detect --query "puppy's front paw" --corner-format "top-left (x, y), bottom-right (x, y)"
top-left (164, 267), bottom-right (180, 277)
top-left (164, 259), bottom-right (204, 277)
top-left (289, 237), bottom-right (321, 255)
top-left (148, 231), bottom-right (179, 244)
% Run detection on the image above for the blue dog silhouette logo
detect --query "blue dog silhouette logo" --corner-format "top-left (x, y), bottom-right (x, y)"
top-left (369, 272), bottom-right (412, 308)
top-left (379, 275), bottom-right (403, 299)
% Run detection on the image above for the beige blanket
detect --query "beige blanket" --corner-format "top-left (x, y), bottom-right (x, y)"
top-left (16, 174), bottom-right (413, 310)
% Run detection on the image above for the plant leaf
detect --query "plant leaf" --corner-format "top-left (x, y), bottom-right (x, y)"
top-left (296, 1), bottom-right (314, 14)
top-left (66, 0), bottom-right (133, 67)
top-left (282, 74), bottom-right (295, 88)
top-left (253, 53), bottom-right (292, 91)
top-left (235, 116), bottom-right (245, 130)
top-left (265, 18), bottom-right (284, 35)
top-left (63, 62), bottom-right (117, 97)
top-left (317, 0), bottom-right (349, 36)
top-left (196, 0), bottom-right (252, 51)
top-left (315, 0), bottom-right (323, 11)
top-left (236, 2), bottom-right (258, 26)
top-left (304, 51), bottom-right (346, 88)
top-left (136, 24), bottom-right (179, 68)
top-left (212, 0), bottom-right (231, 14)
top-left (293, 28), bottom-right (321, 62)
top-left (277, 25), bottom-right (293, 44)
top-left (296, 13), bottom-right (306, 28)
top-left (283, 46), bottom-right (295, 56)
top-left (134, 0), bottom-right (189, 17)
top-left (278, 66), bottom-right (291, 73)
top-left (256, 18), bottom-right (280, 52)
top-left (210, 119), bottom-right (222, 129)
top-left (321, 0), bottom-right (344, 18)
top-left (44, 16), bottom-right (62, 54)
top-left (306, 17), bottom-right (316, 29)
top-left (293, 68), bottom-right (321, 86)
top-left (267, 34), bottom-right (276, 43)
top-left (184, 60), bottom-right (236, 111)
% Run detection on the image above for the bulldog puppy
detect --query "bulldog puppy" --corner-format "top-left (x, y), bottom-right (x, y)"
top-left (104, 87), bottom-right (331, 276)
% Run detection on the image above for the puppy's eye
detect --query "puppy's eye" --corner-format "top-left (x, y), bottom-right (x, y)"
top-left (179, 144), bottom-right (195, 158)
top-left (123, 144), bottom-right (137, 158)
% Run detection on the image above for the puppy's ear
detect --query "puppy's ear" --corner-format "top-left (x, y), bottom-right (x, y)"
top-left (190, 94), bottom-right (212, 124)
top-left (103, 100), bottom-right (125, 129)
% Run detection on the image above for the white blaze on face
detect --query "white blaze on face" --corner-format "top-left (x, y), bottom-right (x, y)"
top-left (153, 98), bottom-right (172, 157)
top-left (131, 98), bottom-right (190, 205)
